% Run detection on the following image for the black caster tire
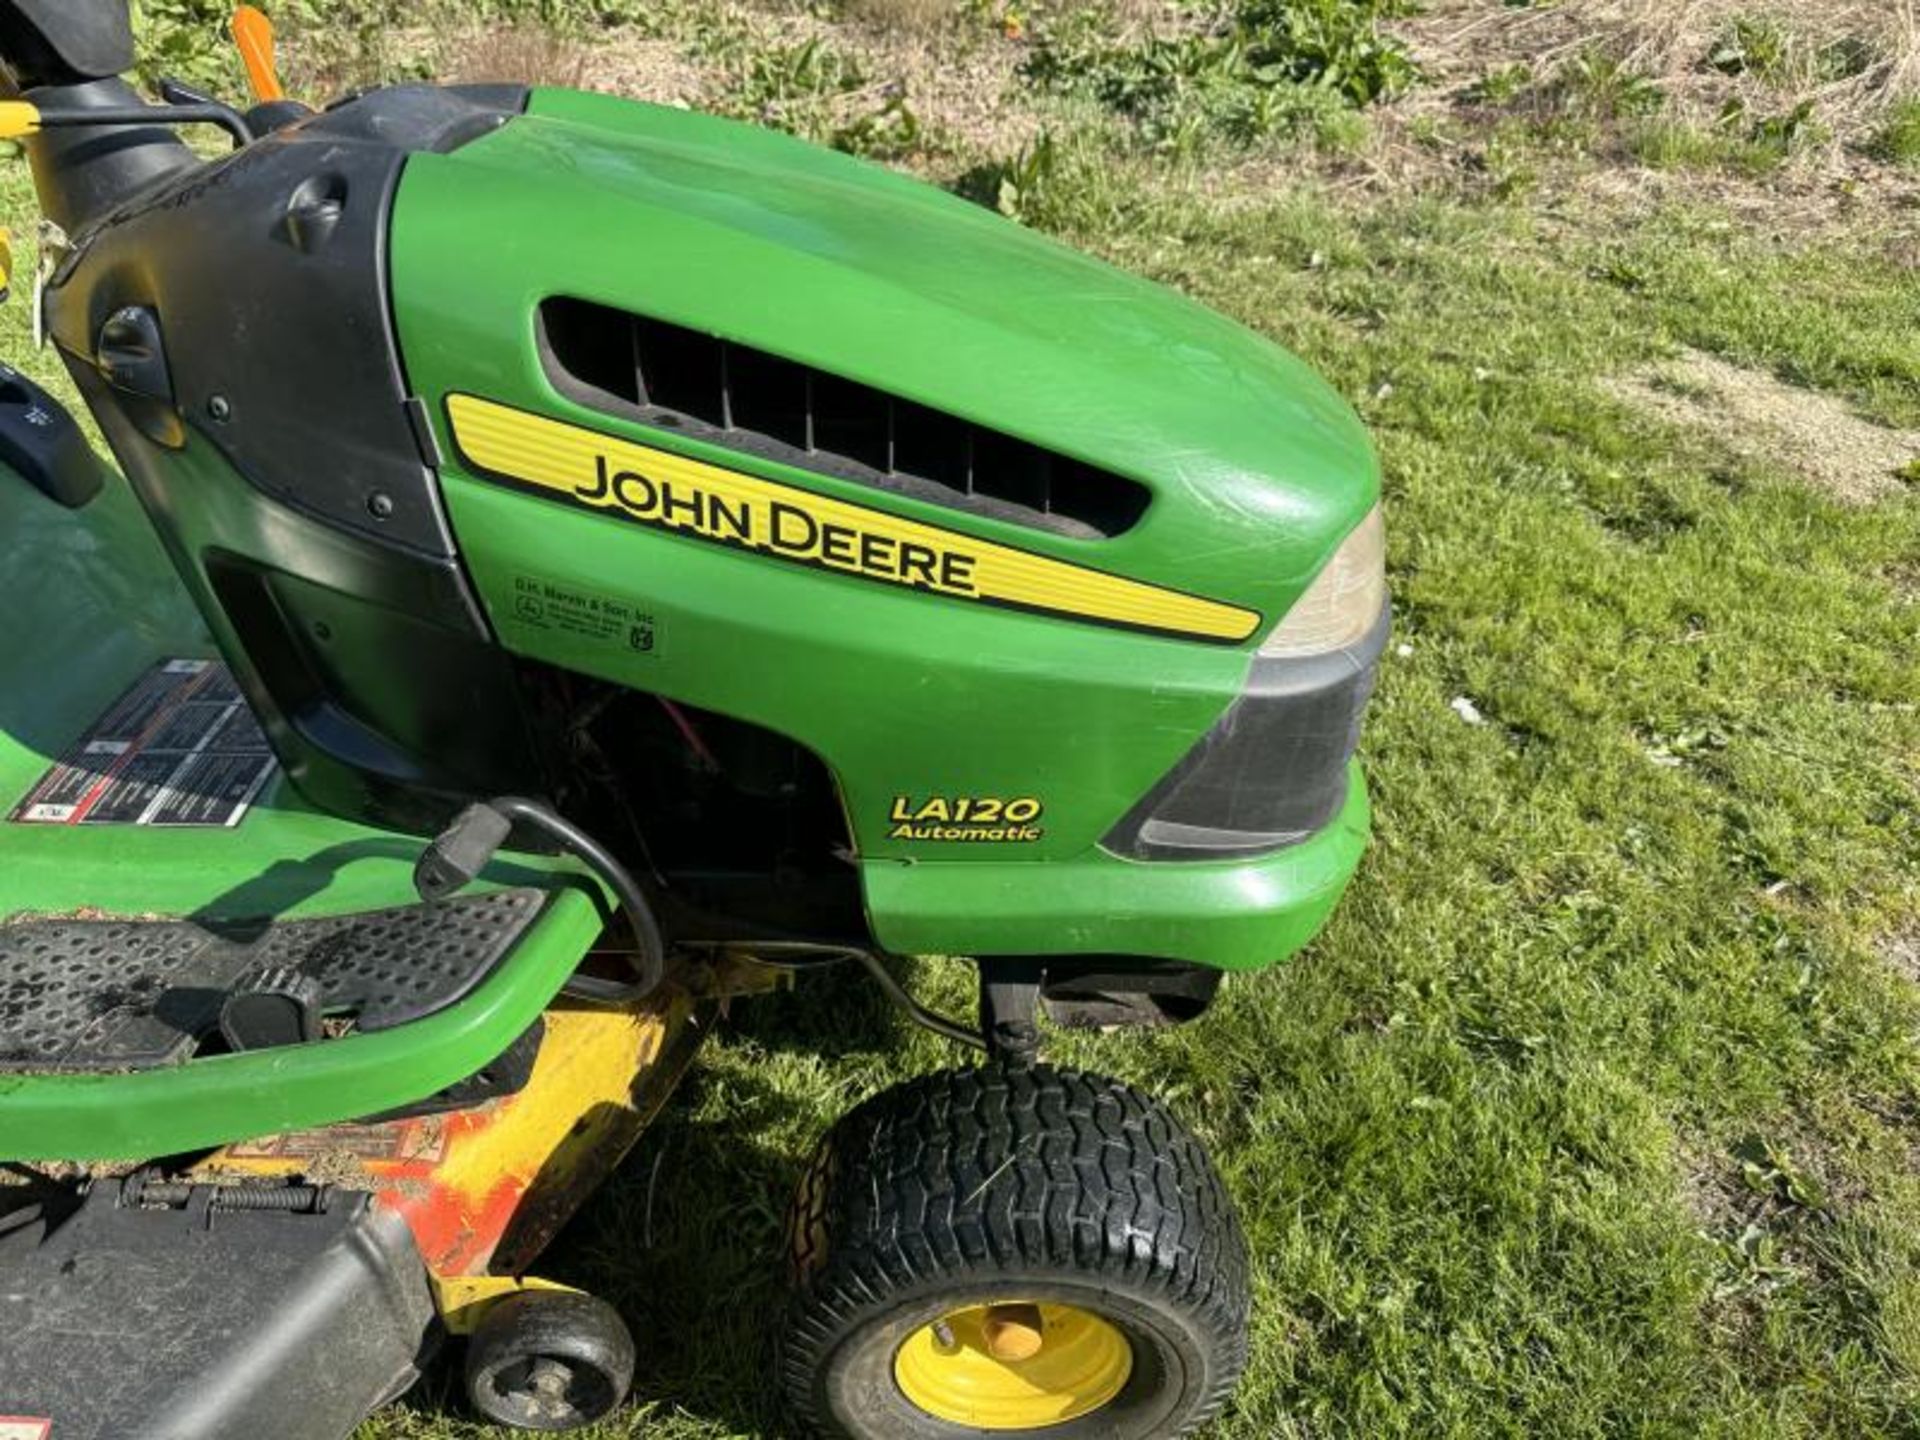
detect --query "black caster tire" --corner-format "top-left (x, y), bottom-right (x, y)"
top-left (464, 1289), bottom-right (636, 1432)
top-left (781, 1061), bottom-right (1250, 1438)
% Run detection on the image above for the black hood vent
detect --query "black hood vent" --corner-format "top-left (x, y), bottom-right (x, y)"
top-left (537, 296), bottom-right (1150, 540)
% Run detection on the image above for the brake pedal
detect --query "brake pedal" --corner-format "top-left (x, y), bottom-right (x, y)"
top-left (218, 965), bottom-right (323, 1051)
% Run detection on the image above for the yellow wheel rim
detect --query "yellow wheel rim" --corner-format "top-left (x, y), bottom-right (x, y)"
top-left (893, 1301), bottom-right (1133, 1430)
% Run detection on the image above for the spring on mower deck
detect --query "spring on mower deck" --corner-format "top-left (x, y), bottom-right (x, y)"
top-left (120, 1173), bottom-right (333, 1214)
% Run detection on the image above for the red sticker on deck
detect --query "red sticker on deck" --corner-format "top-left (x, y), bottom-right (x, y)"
top-left (9, 659), bottom-right (276, 827)
top-left (0, 1419), bottom-right (52, 1440)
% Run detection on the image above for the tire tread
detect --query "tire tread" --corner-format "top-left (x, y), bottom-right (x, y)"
top-left (782, 1062), bottom-right (1249, 1438)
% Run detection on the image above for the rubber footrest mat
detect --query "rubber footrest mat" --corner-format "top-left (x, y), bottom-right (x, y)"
top-left (0, 889), bottom-right (546, 1073)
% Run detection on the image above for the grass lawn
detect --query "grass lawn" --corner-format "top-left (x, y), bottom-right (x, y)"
top-left (435, 192), bottom-right (1914, 1440)
top-left (10, 2), bottom-right (1920, 1435)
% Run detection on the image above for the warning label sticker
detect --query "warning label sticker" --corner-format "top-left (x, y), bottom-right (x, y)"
top-left (9, 659), bottom-right (277, 828)
top-left (226, 1114), bottom-right (452, 1166)
top-left (0, 1418), bottom-right (53, 1440)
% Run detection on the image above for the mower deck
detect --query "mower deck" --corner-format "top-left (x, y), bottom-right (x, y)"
top-left (200, 989), bottom-right (715, 1293)
top-left (0, 980), bottom-right (721, 1439)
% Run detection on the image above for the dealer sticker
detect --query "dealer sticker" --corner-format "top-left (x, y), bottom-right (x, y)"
top-left (510, 574), bottom-right (658, 656)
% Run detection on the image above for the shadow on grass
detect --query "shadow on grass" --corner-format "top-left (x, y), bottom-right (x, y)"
top-left (722, 954), bottom-right (922, 1061)
top-left (565, 1058), bottom-right (815, 1436)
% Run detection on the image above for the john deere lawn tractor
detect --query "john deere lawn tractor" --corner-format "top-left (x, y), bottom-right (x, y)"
top-left (0, 2), bottom-right (1386, 1434)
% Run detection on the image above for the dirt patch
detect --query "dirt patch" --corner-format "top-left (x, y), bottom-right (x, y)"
top-left (690, 7), bottom-right (1039, 161)
top-left (1885, 927), bottom-right (1920, 985)
top-left (1679, 1125), bottom-right (1862, 1242)
top-left (1677, 1136), bottom-right (1755, 1237)
top-left (1607, 349), bottom-right (1920, 504)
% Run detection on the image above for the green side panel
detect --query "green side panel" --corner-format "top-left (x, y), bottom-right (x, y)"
top-left (0, 468), bottom-right (603, 1161)
top-left (387, 90), bottom-right (1378, 967)
top-left (436, 476), bottom-right (1232, 862)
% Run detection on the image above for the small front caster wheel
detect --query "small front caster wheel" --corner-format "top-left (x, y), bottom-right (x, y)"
top-left (464, 1289), bottom-right (636, 1432)
top-left (781, 1062), bottom-right (1250, 1438)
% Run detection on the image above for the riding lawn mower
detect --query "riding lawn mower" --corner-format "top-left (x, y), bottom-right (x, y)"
top-left (0, 2), bottom-right (1386, 1434)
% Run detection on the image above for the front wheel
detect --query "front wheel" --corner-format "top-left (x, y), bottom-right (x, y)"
top-left (781, 1062), bottom-right (1249, 1438)
top-left (464, 1289), bottom-right (635, 1431)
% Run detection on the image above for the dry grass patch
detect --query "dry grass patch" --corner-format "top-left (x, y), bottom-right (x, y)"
top-left (1362, 0), bottom-right (1920, 228)
top-left (749, 6), bottom-right (1041, 162)
top-left (435, 22), bottom-right (707, 106)
top-left (839, 30), bottom-right (1039, 161)
top-left (1608, 349), bottom-right (1920, 504)
top-left (1401, 0), bottom-right (1920, 136)
top-left (442, 26), bottom-right (592, 89)
top-left (838, 0), bottom-right (961, 34)
top-left (574, 31), bottom-right (710, 108)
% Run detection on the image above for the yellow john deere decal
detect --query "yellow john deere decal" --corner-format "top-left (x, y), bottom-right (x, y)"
top-left (446, 395), bottom-right (1260, 643)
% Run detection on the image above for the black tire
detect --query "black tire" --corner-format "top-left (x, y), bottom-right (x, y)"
top-left (464, 1289), bottom-right (636, 1432)
top-left (781, 1061), bottom-right (1249, 1439)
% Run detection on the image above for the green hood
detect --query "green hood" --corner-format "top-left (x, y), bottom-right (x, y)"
top-left (392, 87), bottom-right (1379, 616)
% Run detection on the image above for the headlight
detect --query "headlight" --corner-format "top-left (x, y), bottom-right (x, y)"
top-left (1258, 504), bottom-right (1386, 658)
top-left (1102, 502), bottom-right (1389, 861)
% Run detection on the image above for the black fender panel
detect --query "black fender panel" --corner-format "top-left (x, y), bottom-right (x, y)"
top-left (46, 85), bottom-right (528, 560)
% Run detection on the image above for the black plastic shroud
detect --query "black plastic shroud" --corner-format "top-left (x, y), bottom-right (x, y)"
top-left (38, 86), bottom-right (538, 834)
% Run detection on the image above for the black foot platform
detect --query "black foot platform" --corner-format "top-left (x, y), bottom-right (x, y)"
top-left (0, 889), bottom-right (545, 1072)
